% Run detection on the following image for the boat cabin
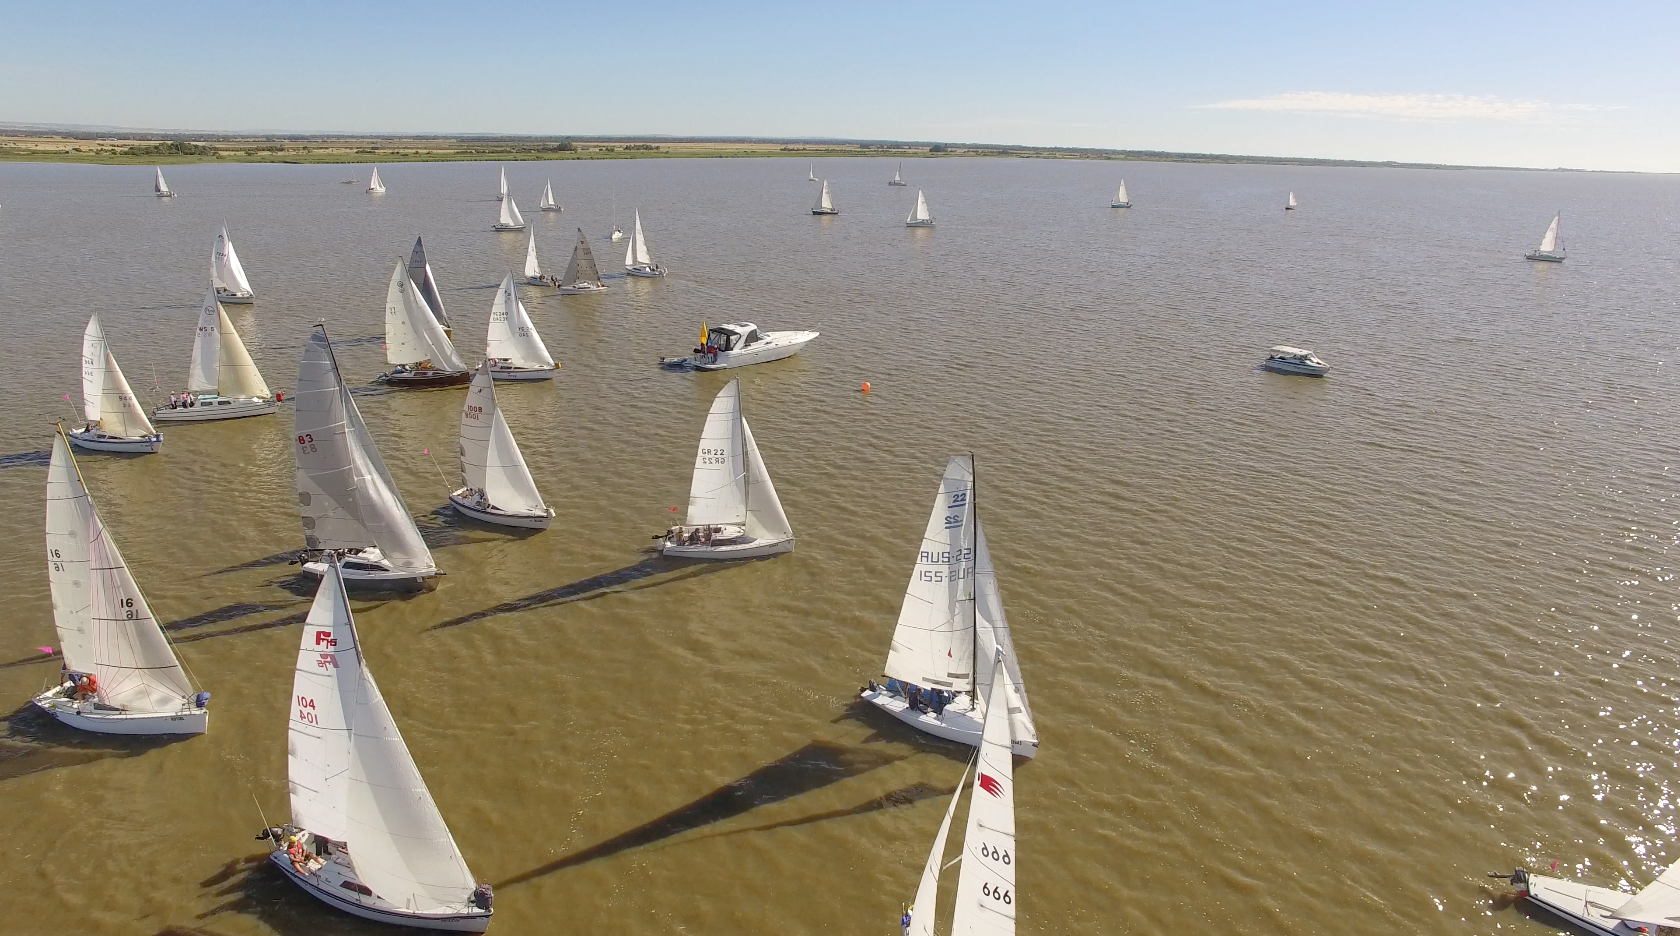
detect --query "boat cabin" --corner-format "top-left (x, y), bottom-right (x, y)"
top-left (1267, 346), bottom-right (1324, 366)
top-left (704, 323), bottom-right (764, 353)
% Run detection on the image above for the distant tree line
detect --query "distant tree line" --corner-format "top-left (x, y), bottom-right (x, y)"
top-left (122, 140), bottom-right (218, 156)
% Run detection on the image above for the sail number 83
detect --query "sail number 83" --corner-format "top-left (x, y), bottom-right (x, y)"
top-left (296, 433), bottom-right (317, 454)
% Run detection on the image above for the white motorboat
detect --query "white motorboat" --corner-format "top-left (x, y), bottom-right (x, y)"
top-left (366, 166), bottom-right (385, 194)
top-left (154, 167), bottom-right (176, 197)
top-left (1262, 345), bottom-right (1330, 377)
top-left (692, 322), bottom-right (818, 370)
top-left (497, 165), bottom-right (507, 201)
top-left (660, 379), bottom-right (794, 559)
top-left (154, 287), bottom-right (278, 422)
top-left (485, 274), bottom-right (558, 381)
top-left (408, 237), bottom-right (454, 336)
top-left (32, 427), bottom-right (209, 735)
top-left (1526, 212), bottom-right (1565, 262)
top-left (265, 559), bottom-right (493, 931)
top-left (538, 179), bottom-right (560, 211)
top-left (906, 189), bottom-right (934, 227)
top-left (68, 315), bottom-right (162, 454)
top-left (1111, 179), bottom-right (1131, 208)
top-left (522, 228), bottom-right (547, 286)
top-left (812, 179), bottom-right (839, 216)
top-left (558, 229), bottom-right (607, 294)
top-left (213, 225), bottom-right (256, 303)
top-left (377, 261), bottom-right (471, 389)
top-left (1285, 191), bottom-right (1297, 211)
top-left (294, 325), bottom-right (441, 589)
top-left (493, 194), bottom-right (526, 232)
top-left (899, 654), bottom-right (1019, 936)
top-left (623, 210), bottom-right (666, 277)
top-left (450, 361), bottom-right (553, 529)
top-left (889, 162), bottom-right (907, 186)
top-left (1495, 863), bottom-right (1680, 936)
top-left (859, 455), bottom-right (1040, 758)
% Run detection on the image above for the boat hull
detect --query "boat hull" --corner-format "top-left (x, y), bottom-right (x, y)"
top-left (1526, 252), bottom-right (1565, 262)
top-left (859, 687), bottom-right (1038, 758)
top-left (492, 223), bottom-right (526, 232)
top-left (32, 685), bottom-right (207, 736)
top-left (156, 192), bottom-right (176, 198)
top-left (660, 535), bottom-right (793, 559)
top-left (271, 851), bottom-right (491, 933)
top-left (811, 209), bottom-right (839, 215)
top-left (67, 428), bottom-right (161, 453)
top-left (1111, 202), bottom-right (1131, 208)
top-left (215, 289), bottom-right (254, 304)
top-left (540, 205), bottom-right (561, 212)
top-left (523, 275), bottom-right (550, 287)
top-left (1515, 871), bottom-right (1641, 936)
top-left (490, 365), bottom-right (558, 382)
top-left (449, 491), bottom-right (553, 529)
top-left (559, 284), bottom-right (608, 294)
top-left (300, 551), bottom-right (437, 590)
top-left (693, 331), bottom-right (819, 371)
top-left (626, 265), bottom-right (666, 277)
top-left (152, 397), bottom-right (278, 422)
top-left (379, 369), bottom-right (472, 389)
top-left (889, 182), bottom-right (907, 187)
top-left (906, 220), bottom-right (935, 227)
top-left (1261, 360), bottom-right (1329, 377)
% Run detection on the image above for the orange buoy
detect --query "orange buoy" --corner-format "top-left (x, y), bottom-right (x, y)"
top-left (860, 382), bottom-right (871, 393)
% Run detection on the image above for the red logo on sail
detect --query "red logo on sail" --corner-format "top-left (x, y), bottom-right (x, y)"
top-left (978, 774), bottom-right (1004, 798)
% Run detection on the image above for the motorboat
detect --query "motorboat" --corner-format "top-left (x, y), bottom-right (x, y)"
top-left (659, 380), bottom-right (793, 559)
top-left (449, 361), bottom-right (553, 529)
top-left (1493, 863), bottom-right (1680, 936)
top-left (691, 322), bottom-right (818, 370)
top-left (212, 225), bottom-right (255, 303)
top-left (377, 260), bottom-right (471, 388)
top-left (1111, 179), bottom-right (1131, 208)
top-left (623, 210), bottom-right (666, 277)
top-left (812, 179), bottom-right (839, 215)
top-left (558, 229), bottom-right (607, 293)
top-left (484, 274), bottom-right (558, 381)
top-left (1262, 346), bottom-right (1330, 377)
top-left (859, 455), bottom-right (1040, 758)
top-left (154, 287), bottom-right (278, 422)
top-left (1526, 212), bottom-right (1565, 262)
top-left (906, 189), bottom-right (934, 227)
top-left (68, 315), bottom-right (162, 454)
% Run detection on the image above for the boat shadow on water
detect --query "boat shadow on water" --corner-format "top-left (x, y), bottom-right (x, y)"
top-left (427, 553), bottom-right (750, 631)
top-left (0, 702), bottom-right (184, 782)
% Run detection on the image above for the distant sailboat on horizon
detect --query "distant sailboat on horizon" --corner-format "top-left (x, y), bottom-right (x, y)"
top-left (559, 228), bottom-right (607, 294)
top-left (624, 211), bottom-right (666, 277)
top-left (213, 225), bottom-right (255, 303)
top-left (1285, 191), bottom-right (1297, 211)
top-left (906, 189), bottom-right (934, 227)
top-left (366, 166), bottom-right (385, 194)
top-left (808, 164), bottom-right (818, 182)
top-left (497, 165), bottom-right (508, 201)
top-left (1525, 212), bottom-right (1565, 262)
top-left (1111, 179), bottom-right (1131, 208)
top-left (154, 167), bottom-right (175, 197)
top-left (493, 193), bottom-right (526, 231)
top-left (812, 179), bottom-right (839, 216)
top-left (889, 162), bottom-right (907, 186)
top-left (539, 179), bottom-right (560, 211)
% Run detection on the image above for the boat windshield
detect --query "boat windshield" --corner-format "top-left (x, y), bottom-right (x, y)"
top-left (707, 329), bottom-right (740, 350)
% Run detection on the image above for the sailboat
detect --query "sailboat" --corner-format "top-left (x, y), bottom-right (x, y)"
top-left (659, 379), bottom-right (794, 559)
top-left (808, 165), bottom-right (818, 182)
top-left (450, 361), bottom-right (554, 529)
top-left (408, 237), bottom-right (454, 337)
top-left (1495, 859), bottom-right (1680, 936)
top-left (485, 274), bottom-right (557, 380)
top-left (906, 190), bottom-right (935, 227)
top-left (367, 167), bottom-right (385, 194)
top-left (1526, 212), bottom-right (1565, 262)
top-left (264, 559), bottom-right (492, 930)
top-left (213, 225), bottom-right (256, 303)
top-left (378, 261), bottom-right (472, 388)
top-left (558, 228), bottom-right (607, 294)
top-left (154, 167), bottom-right (175, 197)
top-left (68, 315), bottom-right (162, 453)
top-left (32, 428), bottom-right (208, 735)
top-left (859, 456), bottom-right (1039, 757)
top-left (1285, 192), bottom-right (1297, 211)
top-left (294, 325), bottom-right (440, 588)
top-left (493, 194), bottom-right (526, 232)
top-left (624, 210), bottom-right (666, 277)
top-left (610, 198), bottom-right (624, 241)
top-left (1111, 179), bottom-right (1131, 208)
top-left (153, 288), bottom-right (277, 422)
top-left (811, 180), bottom-right (839, 216)
top-left (497, 165), bottom-right (507, 201)
top-left (522, 229), bottom-right (547, 286)
top-left (889, 162), bottom-right (907, 186)
top-left (900, 654), bottom-right (1018, 936)
top-left (538, 180), bottom-right (560, 211)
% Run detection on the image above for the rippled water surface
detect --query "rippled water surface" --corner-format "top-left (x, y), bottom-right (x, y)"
top-left (2, 157), bottom-right (1679, 935)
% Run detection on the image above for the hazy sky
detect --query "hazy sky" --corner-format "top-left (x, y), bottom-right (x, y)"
top-left (4, 1), bottom-right (1675, 171)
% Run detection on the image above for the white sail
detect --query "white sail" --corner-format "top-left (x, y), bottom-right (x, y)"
top-left (213, 226), bottom-right (254, 295)
top-left (1613, 859), bottom-right (1680, 929)
top-left (460, 362), bottom-right (547, 516)
top-left (894, 164), bottom-right (903, 184)
top-left (85, 317), bottom-right (155, 438)
top-left (624, 211), bottom-right (652, 266)
top-left (561, 229), bottom-right (602, 287)
top-left (906, 760), bottom-right (970, 936)
top-left (81, 316), bottom-right (107, 424)
top-left (741, 418), bottom-right (792, 542)
top-left (883, 456), bottom-right (976, 692)
top-left (289, 561), bottom-right (358, 845)
top-left (498, 196), bottom-right (525, 228)
top-left (1538, 213), bottom-right (1561, 254)
top-left (45, 433), bottom-right (97, 675)
top-left (217, 306), bottom-right (271, 399)
top-left (685, 380), bottom-right (747, 527)
top-left (498, 166), bottom-right (507, 200)
top-left (407, 238), bottom-right (451, 333)
top-left (1287, 192), bottom-right (1297, 208)
top-left (187, 289), bottom-right (221, 393)
top-left (540, 180), bottom-right (557, 209)
top-left (815, 181), bottom-right (834, 212)
top-left (973, 521), bottom-right (1036, 744)
top-left (385, 261), bottom-right (466, 371)
top-left (367, 167), bottom-right (385, 194)
top-left (1116, 180), bottom-right (1128, 204)
top-left (294, 328), bottom-right (435, 573)
top-left (485, 274), bottom-right (554, 369)
top-left (950, 655), bottom-right (1018, 936)
top-left (520, 230), bottom-right (540, 280)
top-left (154, 167), bottom-right (171, 195)
top-left (909, 190), bottom-right (932, 223)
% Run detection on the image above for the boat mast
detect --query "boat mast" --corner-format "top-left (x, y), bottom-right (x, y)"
top-left (970, 451), bottom-right (979, 693)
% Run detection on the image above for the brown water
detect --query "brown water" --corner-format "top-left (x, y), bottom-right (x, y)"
top-left (1, 157), bottom-right (1678, 936)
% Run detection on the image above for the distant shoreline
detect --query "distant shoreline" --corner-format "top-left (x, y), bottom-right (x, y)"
top-left (0, 130), bottom-right (1578, 173)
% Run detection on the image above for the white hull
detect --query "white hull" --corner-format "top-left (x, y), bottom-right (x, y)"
top-left (693, 331), bottom-right (818, 371)
top-left (492, 223), bottom-right (527, 232)
top-left (489, 365), bottom-right (557, 382)
top-left (540, 205), bottom-right (561, 212)
top-left (661, 535), bottom-right (793, 559)
top-left (32, 685), bottom-right (207, 736)
top-left (860, 686), bottom-right (1038, 758)
top-left (300, 549), bottom-right (437, 589)
top-left (1526, 252), bottom-right (1565, 263)
top-left (906, 220), bottom-right (935, 228)
top-left (1516, 871), bottom-right (1640, 936)
top-left (1111, 202), bottom-right (1131, 208)
top-left (449, 491), bottom-right (553, 529)
top-left (523, 275), bottom-right (550, 287)
top-left (152, 396), bottom-right (277, 422)
top-left (271, 851), bottom-right (491, 932)
top-left (156, 193), bottom-right (176, 198)
top-left (559, 283), bottom-right (608, 294)
top-left (626, 264), bottom-right (666, 278)
top-left (215, 289), bottom-right (254, 305)
top-left (610, 230), bottom-right (625, 242)
top-left (1262, 359), bottom-right (1329, 377)
top-left (67, 427), bottom-right (161, 454)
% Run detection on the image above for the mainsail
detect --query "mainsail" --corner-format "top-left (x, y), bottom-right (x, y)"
top-left (685, 380), bottom-right (747, 527)
top-left (498, 196), bottom-right (525, 228)
top-left (459, 362), bottom-right (547, 516)
top-left (884, 456), bottom-right (977, 692)
top-left (385, 261), bottom-right (466, 371)
top-left (949, 655), bottom-right (1018, 936)
top-left (524, 230), bottom-right (542, 280)
top-left (815, 180), bottom-right (835, 212)
top-left (486, 274), bottom-right (554, 370)
top-left (289, 560), bottom-right (358, 844)
top-left (367, 167), bottom-right (385, 194)
top-left (498, 166), bottom-right (507, 200)
top-left (561, 228), bottom-right (602, 287)
top-left (294, 328), bottom-right (435, 573)
top-left (539, 180), bottom-right (558, 210)
top-left (45, 433), bottom-right (97, 674)
top-left (187, 289), bottom-right (221, 393)
top-left (154, 167), bottom-right (172, 195)
top-left (213, 226), bottom-right (253, 295)
top-left (909, 190), bottom-right (932, 223)
top-left (906, 761), bottom-right (970, 936)
top-left (1116, 180), bottom-right (1129, 204)
top-left (1287, 192), bottom-right (1297, 209)
top-left (407, 237), bottom-right (452, 332)
top-left (1538, 213), bottom-right (1562, 255)
top-left (625, 211), bottom-right (654, 267)
top-left (83, 316), bottom-right (155, 438)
